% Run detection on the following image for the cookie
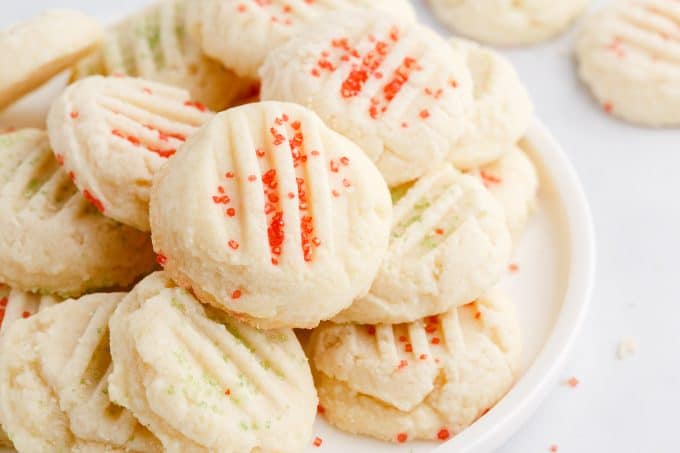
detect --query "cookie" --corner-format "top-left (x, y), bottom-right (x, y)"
top-left (334, 166), bottom-right (511, 325)
top-left (0, 129), bottom-right (156, 297)
top-left (311, 289), bottom-right (522, 443)
top-left (47, 75), bottom-right (214, 231)
top-left (0, 10), bottom-right (102, 109)
top-left (576, 0), bottom-right (680, 126)
top-left (108, 272), bottom-right (317, 453)
top-left (448, 38), bottom-right (533, 169)
top-left (469, 146), bottom-right (539, 240)
top-left (150, 101), bottom-right (392, 328)
top-left (0, 292), bottom-right (161, 452)
top-left (186, 0), bottom-right (416, 79)
top-left (0, 285), bottom-right (59, 447)
top-left (71, 0), bottom-right (253, 111)
top-left (260, 12), bottom-right (474, 187)
top-left (430, 0), bottom-right (590, 46)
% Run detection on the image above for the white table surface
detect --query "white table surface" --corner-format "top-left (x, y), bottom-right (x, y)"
top-left (2, 1), bottom-right (679, 452)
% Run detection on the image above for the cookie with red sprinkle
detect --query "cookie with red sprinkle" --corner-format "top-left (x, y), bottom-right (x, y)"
top-left (0, 292), bottom-right (161, 452)
top-left (310, 289), bottom-right (522, 443)
top-left (47, 75), bottom-right (213, 231)
top-left (150, 101), bottom-right (392, 329)
top-left (0, 129), bottom-right (156, 297)
top-left (260, 12), bottom-right (475, 186)
top-left (186, 0), bottom-right (416, 79)
top-left (108, 272), bottom-right (317, 453)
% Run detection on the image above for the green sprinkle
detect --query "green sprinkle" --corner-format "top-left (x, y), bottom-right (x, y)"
top-left (23, 178), bottom-right (41, 198)
top-left (240, 421), bottom-right (249, 431)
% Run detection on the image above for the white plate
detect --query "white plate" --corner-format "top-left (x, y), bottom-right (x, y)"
top-left (0, 12), bottom-right (595, 453)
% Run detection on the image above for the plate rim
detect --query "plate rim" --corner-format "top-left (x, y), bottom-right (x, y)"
top-left (432, 119), bottom-right (597, 453)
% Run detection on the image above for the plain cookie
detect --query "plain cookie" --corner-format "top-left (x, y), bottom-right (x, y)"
top-left (47, 75), bottom-right (213, 231)
top-left (0, 293), bottom-right (161, 452)
top-left (334, 166), bottom-right (511, 325)
top-left (260, 12), bottom-right (474, 186)
top-left (576, 0), bottom-right (680, 127)
top-left (150, 101), bottom-right (392, 328)
top-left (469, 146), bottom-right (539, 240)
top-left (449, 38), bottom-right (533, 169)
top-left (0, 10), bottom-right (102, 109)
top-left (0, 129), bottom-right (156, 297)
top-left (186, 0), bottom-right (416, 79)
top-left (108, 272), bottom-right (318, 453)
top-left (71, 0), bottom-right (253, 111)
top-left (312, 289), bottom-right (522, 443)
top-left (431, 0), bottom-right (591, 46)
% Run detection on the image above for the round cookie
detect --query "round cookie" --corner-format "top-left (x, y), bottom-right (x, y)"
top-left (334, 165), bottom-right (511, 325)
top-left (47, 75), bottom-right (214, 231)
top-left (0, 292), bottom-right (161, 452)
top-left (71, 0), bottom-right (254, 111)
top-left (0, 285), bottom-right (59, 447)
top-left (186, 0), bottom-right (416, 79)
top-left (0, 10), bottom-right (102, 109)
top-left (430, 0), bottom-right (591, 46)
top-left (108, 272), bottom-right (318, 453)
top-left (576, 0), bottom-right (680, 127)
top-left (260, 12), bottom-right (474, 187)
top-left (448, 38), bottom-right (533, 169)
top-left (150, 101), bottom-right (392, 329)
top-left (311, 289), bottom-right (522, 443)
top-left (469, 146), bottom-right (539, 240)
top-left (0, 129), bottom-right (156, 297)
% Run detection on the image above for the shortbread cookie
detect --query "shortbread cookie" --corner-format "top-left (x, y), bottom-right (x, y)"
top-left (449, 38), bottom-right (533, 169)
top-left (576, 0), bottom-right (680, 126)
top-left (71, 0), bottom-right (253, 111)
top-left (430, 0), bottom-right (590, 46)
top-left (48, 75), bottom-right (213, 231)
top-left (312, 289), bottom-right (521, 443)
top-left (150, 101), bottom-right (392, 328)
top-left (260, 13), bottom-right (474, 186)
top-left (0, 285), bottom-right (59, 447)
top-left (0, 10), bottom-right (102, 109)
top-left (334, 166), bottom-right (511, 325)
top-left (470, 146), bottom-right (539, 240)
top-left (108, 272), bottom-right (317, 453)
top-left (186, 0), bottom-right (416, 79)
top-left (0, 293), bottom-right (161, 452)
top-left (0, 129), bottom-right (156, 297)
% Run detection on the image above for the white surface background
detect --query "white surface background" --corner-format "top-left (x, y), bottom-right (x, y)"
top-left (1, 1), bottom-right (679, 452)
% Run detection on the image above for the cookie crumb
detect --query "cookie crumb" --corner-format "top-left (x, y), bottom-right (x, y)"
top-left (617, 337), bottom-right (638, 360)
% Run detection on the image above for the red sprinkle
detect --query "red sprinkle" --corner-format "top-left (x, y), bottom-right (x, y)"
top-left (156, 254), bottom-right (167, 266)
top-left (425, 324), bottom-right (437, 334)
top-left (225, 172), bottom-right (235, 178)
top-left (248, 175), bottom-right (257, 182)
top-left (184, 100), bottom-right (207, 112)
top-left (508, 263), bottom-right (519, 273)
top-left (225, 388), bottom-right (231, 395)
top-left (317, 404), bottom-right (325, 414)
top-left (550, 446), bottom-right (559, 453)
top-left (313, 437), bottom-right (323, 447)
top-left (567, 377), bottom-right (579, 388)
top-left (22, 311), bottom-right (30, 319)
top-left (397, 359), bottom-right (408, 370)
top-left (70, 111), bottom-right (79, 119)
top-left (419, 354), bottom-right (428, 360)
top-left (437, 428), bottom-right (450, 441)
top-left (0, 298), bottom-right (7, 308)
top-left (228, 240), bottom-right (240, 250)
top-left (404, 343), bottom-right (413, 353)
top-left (291, 121), bottom-right (301, 130)
top-left (419, 109), bottom-right (430, 119)
top-left (231, 290), bottom-right (242, 300)
top-left (396, 433), bottom-right (408, 443)
top-left (367, 326), bottom-right (376, 336)
top-left (83, 190), bottom-right (105, 213)
top-left (55, 154), bottom-right (65, 166)
top-left (256, 148), bottom-right (266, 158)
top-left (339, 156), bottom-right (350, 166)
top-left (435, 228), bottom-right (444, 235)
top-left (398, 335), bottom-right (407, 342)
top-left (143, 88), bottom-right (152, 95)
top-left (226, 208), bottom-right (236, 217)
top-left (431, 337), bottom-right (441, 345)
top-left (603, 102), bottom-right (614, 114)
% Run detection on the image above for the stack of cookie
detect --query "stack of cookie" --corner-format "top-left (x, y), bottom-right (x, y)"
top-left (0, 1), bottom-right (540, 451)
